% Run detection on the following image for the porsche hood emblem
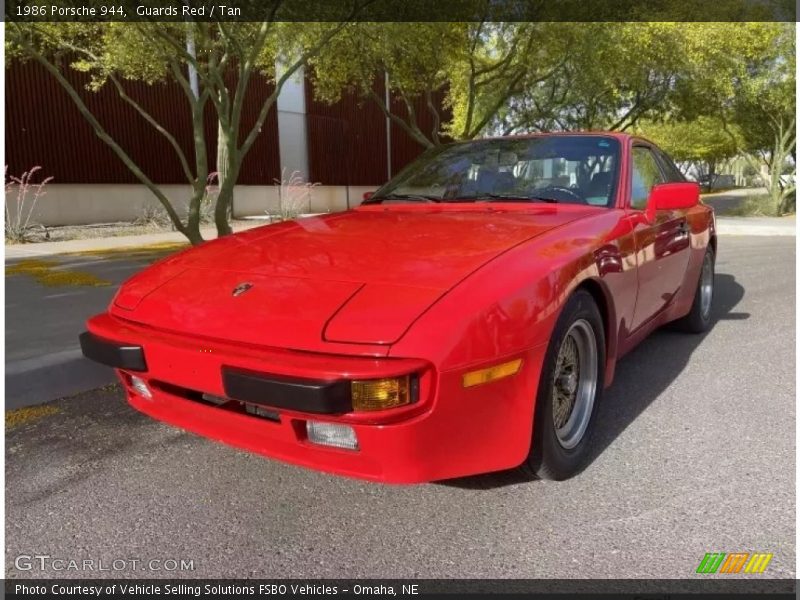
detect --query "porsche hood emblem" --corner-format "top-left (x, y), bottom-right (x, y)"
top-left (232, 282), bottom-right (254, 297)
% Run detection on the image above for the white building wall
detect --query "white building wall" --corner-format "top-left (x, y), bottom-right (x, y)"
top-left (275, 65), bottom-right (309, 181)
top-left (7, 184), bottom-right (379, 227)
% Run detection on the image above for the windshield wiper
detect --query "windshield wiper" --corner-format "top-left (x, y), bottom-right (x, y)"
top-left (460, 193), bottom-right (559, 203)
top-left (370, 193), bottom-right (442, 203)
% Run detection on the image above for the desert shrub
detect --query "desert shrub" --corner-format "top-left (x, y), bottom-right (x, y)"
top-left (5, 166), bottom-right (51, 243)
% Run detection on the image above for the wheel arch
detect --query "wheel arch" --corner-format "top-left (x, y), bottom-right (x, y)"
top-left (573, 277), bottom-right (618, 386)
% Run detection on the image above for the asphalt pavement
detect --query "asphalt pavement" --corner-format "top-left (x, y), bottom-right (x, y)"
top-left (5, 250), bottom-right (173, 408)
top-left (5, 236), bottom-right (795, 580)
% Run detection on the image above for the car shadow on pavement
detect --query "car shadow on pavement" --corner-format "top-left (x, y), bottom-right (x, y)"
top-left (439, 272), bottom-right (748, 490)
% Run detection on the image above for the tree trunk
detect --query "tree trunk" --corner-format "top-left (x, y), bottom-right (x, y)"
top-left (185, 185), bottom-right (205, 245)
top-left (215, 182), bottom-right (235, 237)
top-left (778, 191), bottom-right (794, 215)
top-left (216, 120), bottom-right (232, 218)
top-left (214, 121), bottom-right (237, 237)
top-left (707, 160), bottom-right (716, 191)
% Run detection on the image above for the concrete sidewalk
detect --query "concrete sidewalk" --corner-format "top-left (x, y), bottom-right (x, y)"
top-left (5, 221), bottom-right (263, 259)
top-left (716, 216), bottom-right (795, 236)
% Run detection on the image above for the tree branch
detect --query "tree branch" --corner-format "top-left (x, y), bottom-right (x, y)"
top-left (107, 74), bottom-right (196, 183)
top-left (238, 15), bottom-right (359, 159)
top-left (424, 88), bottom-right (442, 145)
top-left (20, 41), bottom-right (188, 235)
top-left (367, 87), bottom-right (434, 149)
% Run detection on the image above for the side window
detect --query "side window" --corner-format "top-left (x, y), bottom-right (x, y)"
top-left (653, 148), bottom-right (686, 183)
top-left (630, 147), bottom-right (665, 209)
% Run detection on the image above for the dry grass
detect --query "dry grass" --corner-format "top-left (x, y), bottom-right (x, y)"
top-left (6, 259), bottom-right (111, 287)
top-left (66, 241), bottom-right (189, 262)
top-left (6, 404), bottom-right (60, 429)
top-left (5, 258), bottom-right (52, 275)
top-left (724, 194), bottom-right (781, 217)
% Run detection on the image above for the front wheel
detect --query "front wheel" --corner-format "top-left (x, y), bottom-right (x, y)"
top-left (523, 289), bottom-right (605, 480)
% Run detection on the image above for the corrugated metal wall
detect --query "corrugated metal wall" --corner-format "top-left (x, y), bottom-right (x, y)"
top-left (305, 77), bottom-right (389, 186)
top-left (6, 61), bottom-right (448, 188)
top-left (5, 60), bottom-right (280, 185)
top-left (305, 77), bottom-right (450, 187)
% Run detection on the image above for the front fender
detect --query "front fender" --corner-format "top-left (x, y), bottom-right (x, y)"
top-left (390, 212), bottom-right (631, 375)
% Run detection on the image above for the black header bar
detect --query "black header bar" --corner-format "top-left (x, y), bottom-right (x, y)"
top-left (4, 0), bottom-right (797, 22)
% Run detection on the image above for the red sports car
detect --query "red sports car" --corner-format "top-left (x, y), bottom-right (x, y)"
top-left (81, 132), bottom-right (715, 483)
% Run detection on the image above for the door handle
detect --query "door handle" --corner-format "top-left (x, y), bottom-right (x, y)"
top-left (677, 221), bottom-right (689, 236)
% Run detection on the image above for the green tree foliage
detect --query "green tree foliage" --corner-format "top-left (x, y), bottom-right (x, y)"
top-left (309, 20), bottom-right (792, 158)
top-left (309, 21), bottom-right (573, 148)
top-left (6, 13), bottom-right (362, 244)
top-left (497, 23), bottom-right (783, 134)
top-left (730, 24), bottom-right (795, 213)
top-left (640, 23), bottom-right (794, 213)
top-left (636, 117), bottom-right (742, 179)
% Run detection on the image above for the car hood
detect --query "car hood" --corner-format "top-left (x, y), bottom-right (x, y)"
top-left (112, 205), bottom-right (595, 349)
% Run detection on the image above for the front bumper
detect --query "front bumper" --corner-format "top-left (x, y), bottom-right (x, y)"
top-left (82, 313), bottom-right (544, 483)
top-left (79, 331), bottom-right (147, 372)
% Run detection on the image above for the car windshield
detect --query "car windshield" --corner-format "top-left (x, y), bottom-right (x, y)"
top-left (369, 135), bottom-right (620, 207)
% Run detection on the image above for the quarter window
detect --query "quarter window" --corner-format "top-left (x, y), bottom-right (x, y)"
top-left (630, 147), bottom-right (665, 210)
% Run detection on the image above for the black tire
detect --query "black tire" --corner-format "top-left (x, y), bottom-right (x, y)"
top-left (522, 289), bottom-right (605, 481)
top-left (674, 247), bottom-right (715, 334)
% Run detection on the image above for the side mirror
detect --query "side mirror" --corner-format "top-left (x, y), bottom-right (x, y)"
top-left (362, 191), bottom-right (374, 202)
top-left (646, 182), bottom-right (700, 221)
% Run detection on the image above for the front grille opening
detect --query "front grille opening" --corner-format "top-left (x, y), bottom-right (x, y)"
top-left (150, 380), bottom-right (281, 423)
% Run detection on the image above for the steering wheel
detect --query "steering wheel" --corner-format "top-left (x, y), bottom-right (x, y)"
top-left (540, 185), bottom-right (587, 204)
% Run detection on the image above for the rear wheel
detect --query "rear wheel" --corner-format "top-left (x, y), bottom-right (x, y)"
top-left (674, 247), bottom-right (715, 333)
top-left (523, 289), bottom-right (605, 480)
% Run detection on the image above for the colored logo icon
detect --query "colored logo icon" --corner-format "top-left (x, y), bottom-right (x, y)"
top-left (696, 552), bottom-right (773, 574)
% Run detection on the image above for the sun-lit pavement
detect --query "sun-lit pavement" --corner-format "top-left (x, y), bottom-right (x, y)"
top-left (5, 236), bottom-right (795, 579)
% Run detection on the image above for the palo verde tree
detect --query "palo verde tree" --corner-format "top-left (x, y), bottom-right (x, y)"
top-left (308, 21), bottom-right (573, 149)
top-left (657, 22), bottom-right (795, 212)
top-left (6, 6), bottom-right (364, 244)
top-left (730, 24), bottom-right (796, 214)
top-left (494, 22), bottom-right (780, 136)
top-left (494, 23), bottom-right (688, 134)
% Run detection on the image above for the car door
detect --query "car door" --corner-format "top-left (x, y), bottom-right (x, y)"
top-left (629, 144), bottom-right (693, 331)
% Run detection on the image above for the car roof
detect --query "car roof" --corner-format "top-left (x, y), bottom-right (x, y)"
top-left (447, 131), bottom-right (646, 146)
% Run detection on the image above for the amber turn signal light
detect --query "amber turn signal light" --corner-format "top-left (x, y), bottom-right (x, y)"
top-left (351, 376), bottom-right (413, 412)
top-left (462, 358), bottom-right (523, 388)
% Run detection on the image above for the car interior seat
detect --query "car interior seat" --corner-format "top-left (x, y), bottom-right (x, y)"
top-left (586, 171), bottom-right (612, 204)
